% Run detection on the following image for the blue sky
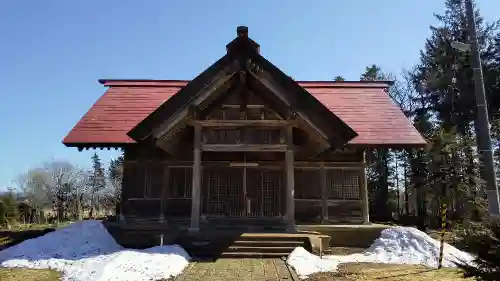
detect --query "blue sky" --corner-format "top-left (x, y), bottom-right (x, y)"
top-left (0, 0), bottom-right (498, 190)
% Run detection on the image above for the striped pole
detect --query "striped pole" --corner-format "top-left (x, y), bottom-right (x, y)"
top-left (438, 202), bottom-right (447, 269)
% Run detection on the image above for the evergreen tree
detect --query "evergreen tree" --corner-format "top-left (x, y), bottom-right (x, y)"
top-left (360, 64), bottom-right (396, 221)
top-left (0, 189), bottom-right (19, 226)
top-left (409, 0), bottom-right (499, 226)
top-left (88, 153), bottom-right (106, 218)
top-left (107, 155), bottom-right (124, 215)
top-left (459, 221), bottom-right (500, 281)
top-left (410, 98), bottom-right (434, 229)
top-left (334, 76), bottom-right (345, 81)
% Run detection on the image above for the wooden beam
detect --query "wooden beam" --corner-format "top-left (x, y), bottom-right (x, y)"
top-left (249, 69), bottom-right (329, 140)
top-left (189, 124), bottom-right (202, 232)
top-left (153, 71), bottom-right (236, 139)
top-left (320, 162), bottom-right (328, 224)
top-left (222, 104), bottom-right (264, 109)
top-left (285, 123), bottom-right (295, 232)
top-left (360, 151), bottom-right (370, 224)
top-left (191, 119), bottom-right (293, 127)
top-left (201, 144), bottom-right (287, 152)
top-left (285, 149), bottom-right (295, 232)
top-left (124, 159), bottom-right (365, 168)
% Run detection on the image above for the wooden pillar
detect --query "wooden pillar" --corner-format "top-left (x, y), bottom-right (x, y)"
top-left (320, 163), bottom-right (328, 224)
top-left (286, 150), bottom-right (295, 231)
top-left (161, 166), bottom-right (170, 225)
top-left (285, 124), bottom-right (295, 232)
top-left (360, 151), bottom-right (370, 224)
top-left (189, 124), bottom-right (202, 232)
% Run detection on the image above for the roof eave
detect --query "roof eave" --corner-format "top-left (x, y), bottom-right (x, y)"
top-left (62, 141), bottom-right (130, 151)
top-left (347, 141), bottom-right (428, 149)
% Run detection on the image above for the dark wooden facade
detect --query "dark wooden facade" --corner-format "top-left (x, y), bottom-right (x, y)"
top-left (119, 68), bottom-right (370, 231)
top-left (63, 26), bottom-right (428, 233)
top-left (120, 146), bottom-right (369, 227)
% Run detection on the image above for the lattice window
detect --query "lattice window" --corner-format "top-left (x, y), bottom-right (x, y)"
top-left (326, 170), bottom-right (360, 200)
top-left (294, 168), bottom-right (321, 199)
top-left (144, 163), bottom-right (165, 198)
top-left (203, 168), bottom-right (243, 216)
top-left (327, 170), bottom-right (342, 199)
top-left (261, 171), bottom-right (281, 217)
top-left (342, 171), bottom-right (360, 199)
top-left (167, 167), bottom-right (192, 198)
top-left (247, 169), bottom-right (282, 217)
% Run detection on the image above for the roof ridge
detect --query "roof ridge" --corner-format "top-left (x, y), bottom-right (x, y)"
top-left (99, 79), bottom-right (392, 88)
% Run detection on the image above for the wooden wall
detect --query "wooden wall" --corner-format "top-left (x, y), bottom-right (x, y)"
top-left (120, 143), bottom-right (365, 224)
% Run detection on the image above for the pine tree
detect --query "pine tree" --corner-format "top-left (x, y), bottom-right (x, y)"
top-left (360, 64), bottom-right (396, 221)
top-left (0, 190), bottom-right (19, 226)
top-left (107, 155), bottom-right (124, 215)
top-left (459, 220), bottom-right (500, 281)
top-left (334, 76), bottom-right (345, 81)
top-left (410, 0), bottom-right (499, 226)
top-left (410, 99), bottom-right (434, 229)
top-left (88, 153), bottom-right (106, 218)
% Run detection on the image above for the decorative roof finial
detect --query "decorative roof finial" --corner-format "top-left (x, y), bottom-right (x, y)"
top-left (237, 26), bottom-right (248, 37)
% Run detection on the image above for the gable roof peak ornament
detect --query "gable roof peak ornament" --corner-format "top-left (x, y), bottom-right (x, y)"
top-left (237, 26), bottom-right (249, 37)
top-left (227, 25), bottom-right (260, 54)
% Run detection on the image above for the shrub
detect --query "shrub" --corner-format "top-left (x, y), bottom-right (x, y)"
top-left (0, 193), bottom-right (19, 226)
top-left (458, 219), bottom-right (500, 281)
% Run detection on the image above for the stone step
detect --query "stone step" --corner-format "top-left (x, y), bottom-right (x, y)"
top-left (236, 236), bottom-right (308, 242)
top-left (227, 246), bottom-right (296, 253)
top-left (220, 251), bottom-right (290, 258)
top-left (233, 240), bottom-right (304, 247)
top-left (211, 226), bottom-right (287, 232)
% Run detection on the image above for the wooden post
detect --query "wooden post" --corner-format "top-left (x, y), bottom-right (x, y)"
top-left (320, 163), bottom-right (328, 224)
top-left (286, 150), bottom-right (295, 231)
top-left (189, 124), bottom-right (202, 232)
top-left (360, 151), bottom-right (370, 224)
top-left (243, 165), bottom-right (248, 216)
top-left (285, 123), bottom-right (295, 232)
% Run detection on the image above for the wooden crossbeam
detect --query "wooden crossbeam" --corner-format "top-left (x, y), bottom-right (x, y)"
top-left (190, 119), bottom-right (293, 127)
top-left (221, 104), bottom-right (264, 109)
top-left (200, 144), bottom-right (287, 152)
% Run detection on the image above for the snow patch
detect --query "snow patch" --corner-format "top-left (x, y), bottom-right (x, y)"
top-left (360, 226), bottom-right (475, 268)
top-left (287, 226), bottom-right (475, 279)
top-left (0, 220), bottom-right (191, 281)
top-left (287, 247), bottom-right (340, 278)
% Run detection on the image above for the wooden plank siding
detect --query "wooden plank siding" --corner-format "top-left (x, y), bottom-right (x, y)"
top-left (120, 159), bottom-right (365, 224)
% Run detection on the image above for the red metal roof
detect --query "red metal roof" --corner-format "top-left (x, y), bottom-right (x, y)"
top-left (63, 80), bottom-right (426, 147)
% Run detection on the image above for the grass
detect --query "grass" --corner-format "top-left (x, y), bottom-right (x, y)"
top-left (308, 263), bottom-right (475, 281)
top-left (0, 222), bottom-right (73, 250)
top-left (0, 268), bottom-right (60, 281)
top-left (0, 224), bottom-right (61, 280)
top-left (0, 222), bottom-right (72, 232)
top-left (0, 228), bottom-right (56, 251)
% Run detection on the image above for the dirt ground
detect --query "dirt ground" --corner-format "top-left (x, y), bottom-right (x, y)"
top-left (308, 263), bottom-right (473, 281)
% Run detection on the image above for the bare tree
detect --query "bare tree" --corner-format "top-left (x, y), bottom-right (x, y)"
top-left (16, 169), bottom-right (51, 223)
top-left (33, 161), bottom-right (89, 222)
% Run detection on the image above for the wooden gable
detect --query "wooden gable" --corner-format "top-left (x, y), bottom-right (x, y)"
top-left (127, 26), bottom-right (358, 156)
